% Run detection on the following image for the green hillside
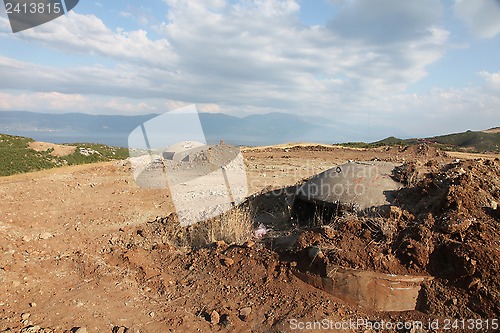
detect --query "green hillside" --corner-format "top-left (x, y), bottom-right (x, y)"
top-left (0, 134), bottom-right (129, 176)
top-left (429, 130), bottom-right (500, 153)
top-left (338, 129), bottom-right (500, 153)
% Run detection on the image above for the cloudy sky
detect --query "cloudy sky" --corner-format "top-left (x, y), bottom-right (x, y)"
top-left (0, 0), bottom-right (499, 140)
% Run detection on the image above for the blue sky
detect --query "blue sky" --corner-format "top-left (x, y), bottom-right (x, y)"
top-left (0, 0), bottom-right (499, 140)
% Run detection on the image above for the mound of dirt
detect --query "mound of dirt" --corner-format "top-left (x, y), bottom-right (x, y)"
top-left (395, 158), bottom-right (500, 317)
top-left (277, 158), bottom-right (500, 319)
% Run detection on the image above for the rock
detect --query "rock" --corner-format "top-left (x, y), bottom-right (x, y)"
top-left (467, 278), bottom-right (482, 290)
top-left (73, 327), bottom-right (87, 333)
top-left (491, 200), bottom-right (498, 210)
top-left (210, 310), bottom-right (220, 325)
top-left (29, 302), bottom-right (37, 307)
top-left (214, 240), bottom-right (227, 249)
top-left (243, 240), bottom-right (255, 248)
top-left (239, 307), bottom-right (252, 321)
top-left (21, 313), bottom-right (30, 320)
top-left (21, 326), bottom-right (41, 333)
top-left (148, 311), bottom-right (155, 318)
top-left (39, 232), bottom-right (53, 240)
top-left (221, 257), bottom-right (234, 267)
top-left (113, 327), bottom-right (127, 333)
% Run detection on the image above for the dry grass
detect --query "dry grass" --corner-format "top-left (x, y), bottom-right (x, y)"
top-left (184, 204), bottom-right (254, 248)
top-left (366, 217), bottom-right (398, 243)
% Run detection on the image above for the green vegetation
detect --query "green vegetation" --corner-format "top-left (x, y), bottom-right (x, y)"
top-left (62, 143), bottom-right (129, 166)
top-left (336, 130), bottom-right (500, 153)
top-left (337, 137), bottom-right (413, 149)
top-left (429, 130), bottom-right (500, 153)
top-left (0, 134), bottom-right (129, 177)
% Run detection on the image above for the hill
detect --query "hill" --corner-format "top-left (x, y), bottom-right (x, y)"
top-left (0, 133), bottom-right (128, 176)
top-left (340, 129), bottom-right (500, 153)
top-left (482, 127), bottom-right (500, 134)
top-left (428, 130), bottom-right (500, 152)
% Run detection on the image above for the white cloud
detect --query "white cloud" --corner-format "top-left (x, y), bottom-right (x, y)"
top-left (0, 92), bottom-right (85, 111)
top-left (371, 86), bottom-right (500, 137)
top-left (454, 0), bottom-right (500, 38)
top-left (0, 91), bottom-right (161, 114)
top-left (1, 1), bottom-right (449, 105)
top-left (0, 12), bottom-right (176, 68)
top-left (480, 70), bottom-right (500, 91)
top-left (0, 0), bottom-right (498, 139)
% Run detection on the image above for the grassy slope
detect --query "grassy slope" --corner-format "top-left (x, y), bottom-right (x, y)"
top-left (428, 130), bottom-right (500, 153)
top-left (0, 134), bottom-right (129, 176)
top-left (338, 130), bottom-right (500, 153)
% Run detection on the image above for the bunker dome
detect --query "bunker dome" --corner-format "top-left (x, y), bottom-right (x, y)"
top-left (162, 141), bottom-right (207, 162)
top-left (296, 161), bottom-right (404, 215)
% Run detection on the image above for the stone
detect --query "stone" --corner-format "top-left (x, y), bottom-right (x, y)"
top-left (221, 257), bottom-right (234, 267)
top-left (114, 327), bottom-right (127, 333)
top-left (73, 327), bottom-right (87, 333)
top-left (214, 240), bottom-right (227, 249)
top-left (242, 241), bottom-right (255, 248)
top-left (239, 307), bottom-right (252, 321)
top-left (467, 278), bottom-right (481, 290)
top-left (39, 232), bottom-right (53, 240)
top-left (210, 310), bottom-right (220, 325)
top-left (21, 313), bottom-right (30, 320)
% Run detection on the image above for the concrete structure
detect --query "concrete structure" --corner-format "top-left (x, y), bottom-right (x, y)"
top-left (162, 141), bottom-right (207, 163)
top-left (296, 161), bottom-right (404, 212)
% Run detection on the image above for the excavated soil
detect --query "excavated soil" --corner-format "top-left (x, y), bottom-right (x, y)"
top-left (1, 144), bottom-right (499, 332)
top-left (270, 158), bottom-right (500, 321)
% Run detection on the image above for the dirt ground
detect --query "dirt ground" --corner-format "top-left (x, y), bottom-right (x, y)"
top-left (0, 144), bottom-right (499, 332)
top-left (28, 142), bottom-right (76, 157)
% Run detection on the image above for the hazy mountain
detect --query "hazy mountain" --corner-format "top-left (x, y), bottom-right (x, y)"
top-left (0, 110), bottom-right (345, 147)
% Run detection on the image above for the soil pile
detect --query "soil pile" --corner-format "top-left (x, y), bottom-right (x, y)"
top-left (283, 158), bottom-right (500, 319)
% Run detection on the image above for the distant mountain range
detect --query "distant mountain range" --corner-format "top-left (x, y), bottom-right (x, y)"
top-left (1, 111), bottom-right (498, 152)
top-left (0, 110), bottom-right (346, 147)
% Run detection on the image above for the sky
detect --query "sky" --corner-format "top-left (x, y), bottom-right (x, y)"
top-left (0, 0), bottom-right (499, 141)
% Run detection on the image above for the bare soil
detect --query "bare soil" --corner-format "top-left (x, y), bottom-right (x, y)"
top-left (28, 142), bottom-right (76, 157)
top-left (1, 144), bottom-right (499, 332)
